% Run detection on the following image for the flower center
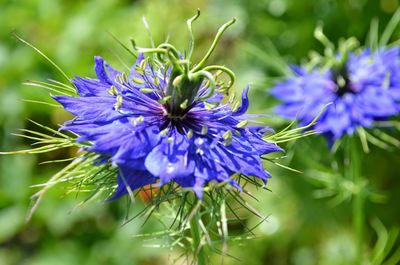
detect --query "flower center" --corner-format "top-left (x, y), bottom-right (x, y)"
top-left (132, 11), bottom-right (236, 120)
top-left (165, 72), bottom-right (203, 117)
top-left (333, 69), bottom-right (355, 97)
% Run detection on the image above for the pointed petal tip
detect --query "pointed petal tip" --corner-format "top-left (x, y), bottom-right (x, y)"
top-left (232, 85), bottom-right (250, 116)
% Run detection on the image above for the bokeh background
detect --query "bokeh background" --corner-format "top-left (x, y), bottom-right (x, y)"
top-left (1, 0), bottom-right (400, 264)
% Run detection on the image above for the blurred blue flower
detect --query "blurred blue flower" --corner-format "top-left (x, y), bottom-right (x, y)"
top-left (271, 47), bottom-right (400, 143)
top-left (54, 55), bottom-right (282, 199)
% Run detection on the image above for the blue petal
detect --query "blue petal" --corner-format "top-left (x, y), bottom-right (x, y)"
top-left (145, 132), bottom-right (195, 184)
top-left (53, 96), bottom-right (122, 123)
top-left (242, 128), bottom-right (284, 155)
top-left (94, 56), bottom-right (113, 85)
top-left (359, 87), bottom-right (398, 117)
top-left (232, 85), bottom-right (250, 116)
top-left (72, 76), bottom-right (111, 97)
top-left (210, 142), bottom-right (269, 181)
top-left (290, 65), bottom-right (307, 75)
top-left (111, 126), bottom-right (161, 164)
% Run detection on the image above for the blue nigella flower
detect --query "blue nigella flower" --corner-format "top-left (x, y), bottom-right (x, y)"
top-left (53, 53), bottom-right (282, 199)
top-left (271, 47), bottom-right (400, 143)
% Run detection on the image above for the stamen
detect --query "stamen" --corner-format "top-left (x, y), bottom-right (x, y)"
top-left (121, 72), bottom-right (128, 83)
top-left (135, 65), bottom-right (145, 75)
top-left (159, 96), bottom-right (171, 104)
top-left (223, 130), bottom-right (232, 145)
top-left (140, 88), bottom-right (154, 93)
top-left (139, 58), bottom-right (147, 71)
top-left (154, 76), bottom-right (160, 86)
top-left (201, 125), bottom-right (208, 135)
top-left (229, 93), bottom-right (237, 103)
top-left (231, 101), bottom-right (241, 112)
top-left (117, 74), bottom-right (124, 84)
top-left (137, 115), bottom-right (144, 122)
top-left (223, 130), bottom-right (232, 140)
top-left (160, 128), bottom-right (170, 137)
top-left (132, 77), bottom-right (145, 84)
top-left (131, 116), bottom-right (144, 127)
top-left (383, 72), bottom-right (391, 88)
top-left (187, 129), bottom-right (193, 139)
top-left (180, 99), bottom-right (189, 110)
top-left (114, 95), bottom-right (123, 111)
top-left (236, 120), bottom-right (248, 128)
top-left (107, 85), bottom-right (118, 96)
top-left (204, 102), bottom-right (216, 110)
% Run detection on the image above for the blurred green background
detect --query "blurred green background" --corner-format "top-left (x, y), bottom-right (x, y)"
top-left (1, 0), bottom-right (400, 264)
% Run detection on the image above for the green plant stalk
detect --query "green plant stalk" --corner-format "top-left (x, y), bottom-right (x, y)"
top-left (349, 136), bottom-right (365, 264)
top-left (190, 204), bottom-right (207, 265)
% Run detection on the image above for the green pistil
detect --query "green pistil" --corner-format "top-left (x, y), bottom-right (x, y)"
top-left (132, 10), bottom-right (237, 118)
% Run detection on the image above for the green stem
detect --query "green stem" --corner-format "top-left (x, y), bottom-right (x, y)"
top-left (190, 202), bottom-right (207, 265)
top-left (349, 136), bottom-right (364, 264)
